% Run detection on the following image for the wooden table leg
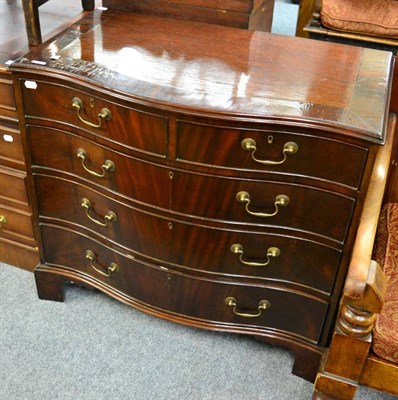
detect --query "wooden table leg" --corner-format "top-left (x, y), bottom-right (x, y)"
top-left (296, 0), bottom-right (316, 37)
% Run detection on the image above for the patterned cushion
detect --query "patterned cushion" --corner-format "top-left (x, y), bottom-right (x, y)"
top-left (373, 203), bottom-right (398, 363)
top-left (321, 0), bottom-right (398, 39)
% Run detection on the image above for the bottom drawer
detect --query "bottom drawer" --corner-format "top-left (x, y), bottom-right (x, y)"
top-left (40, 225), bottom-right (329, 343)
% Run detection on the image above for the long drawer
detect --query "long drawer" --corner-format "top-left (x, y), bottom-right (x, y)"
top-left (40, 224), bottom-right (329, 343)
top-left (35, 174), bottom-right (171, 262)
top-left (28, 126), bottom-right (170, 209)
top-left (35, 175), bottom-right (341, 294)
top-left (19, 79), bottom-right (168, 156)
top-left (171, 170), bottom-right (355, 242)
top-left (176, 120), bottom-right (368, 189)
top-left (170, 220), bottom-right (342, 295)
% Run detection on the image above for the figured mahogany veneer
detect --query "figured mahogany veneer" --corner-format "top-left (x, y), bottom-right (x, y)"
top-left (10, 10), bottom-right (394, 382)
top-left (0, 0), bottom-right (98, 271)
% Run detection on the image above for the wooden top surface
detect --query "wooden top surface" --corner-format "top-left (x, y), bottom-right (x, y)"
top-left (10, 9), bottom-right (394, 142)
top-left (0, 0), bottom-right (93, 68)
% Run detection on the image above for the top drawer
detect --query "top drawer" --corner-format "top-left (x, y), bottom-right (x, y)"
top-left (19, 79), bottom-right (168, 157)
top-left (176, 121), bottom-right (368, 189)
top-left (0, 76), bottom-right (17, 121)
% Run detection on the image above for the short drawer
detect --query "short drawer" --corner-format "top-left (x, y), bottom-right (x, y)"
top-left (176, 121), bottom-right (368, 189)
top-left (0, 125), bottom-right (24, 170)
top-left (0, 167), bottom-right (28, 205)
top-left (41, 225), bottom-right (328, 343)
top-left (28, 126), bottom-right (170, 209)
top-left (19, 79), bottom-right (168, 156)
top-left (35, 174), bottom-right (171, 261)
top-left (170, 221), bottom-right (342, 295)
top-left (0, 76), bottom-right (17, 121)
top-left (0, 204), bottom-right (35, 242)
top-left (171, 171), bottom-right (355, 242)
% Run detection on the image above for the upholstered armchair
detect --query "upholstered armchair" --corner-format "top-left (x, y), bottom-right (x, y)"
top-left (313, 116), bottom-right (398, 398)
top-left (305, 0), bottom-right (398, 52)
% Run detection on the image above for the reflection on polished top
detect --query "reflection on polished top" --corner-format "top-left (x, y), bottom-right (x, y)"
top-left (13, 9), bottom-right (393, 142)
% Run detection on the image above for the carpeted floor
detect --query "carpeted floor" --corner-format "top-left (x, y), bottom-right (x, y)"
top-left (1, 263), bottom-right (396, 400)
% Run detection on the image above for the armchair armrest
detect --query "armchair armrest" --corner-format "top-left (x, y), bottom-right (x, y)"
top-left (343, 115), bottom-right (396, 312)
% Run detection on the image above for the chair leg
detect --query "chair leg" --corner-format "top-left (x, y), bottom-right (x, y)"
top-left (22, 0), bottom-right (42, 46)
top-left (81, 0), bottom-right (95, 11)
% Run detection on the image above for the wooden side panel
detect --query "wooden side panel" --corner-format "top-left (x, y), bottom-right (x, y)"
top-left (359, 355), bottom-right (398, 396)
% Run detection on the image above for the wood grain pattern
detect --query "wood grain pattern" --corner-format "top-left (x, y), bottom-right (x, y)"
top-left (312, 115), bottom-right (397, 399)
top-left (20, 79), bottom-right (168, 157)
top-left (10, 9), bottom-right (394, 384)
top-left (10, 10), bottom-right (393, 142)
top-left (102, 0), bottom-right (275, 31)
top-left (176, 120), bottom-right (368, 190)
top-left (171, 170), bottom-right (355, 242)
top-left (343, 115), bottom-right (395, 305)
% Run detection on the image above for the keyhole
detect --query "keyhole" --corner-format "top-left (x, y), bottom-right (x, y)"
top-left (268, 135), bottom-right (274, 144)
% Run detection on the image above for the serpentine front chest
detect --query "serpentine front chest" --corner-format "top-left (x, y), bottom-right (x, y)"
top-left (10, 9), bottom-right (394, 382)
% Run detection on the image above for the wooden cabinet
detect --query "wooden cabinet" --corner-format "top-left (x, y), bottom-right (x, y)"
top-left (10, 10), bottom-right (394, 382)
top-left (102, 0), bottom-right (275, 31)
top-left (0, 71), bottom-right (39, 270)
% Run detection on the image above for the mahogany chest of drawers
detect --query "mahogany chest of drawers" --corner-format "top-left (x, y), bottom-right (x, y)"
top-left (10, 10), bottom-right (394, 381)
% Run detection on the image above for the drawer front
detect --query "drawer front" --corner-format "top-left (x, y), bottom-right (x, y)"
top-left (176, 122), bottom-right (368, 189)
top-left (0, 204), bottom-right (35, 240)
top-left (171, 171), bottom-right (355, 242)
top-left (0, 168), bottom-right (28, 205)
top-left (0, 125), bottom-right (24, 169)
top-left (20, 79), bottom-right (168, 156)
top-left (28, 126), bottom-right (170, 209)
top-left (35, 175), bottom-right (171, 261)
top-left (170, 221), bottom-right (342, 295)
top-left (0, 77), bottom-right (17, 121)
top-left (41, 225), bottom-right (328, 343)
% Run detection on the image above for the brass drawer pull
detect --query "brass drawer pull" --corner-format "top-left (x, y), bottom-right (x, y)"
top-left (230, 244), bottom-right (280, 267)
top-left (236, 191), bottom-right (289, 217)
top-left (72, 97), bottom-right (112, 128)
top-left (0, 215), bottom-right (7, 229)
top-left (241, 138), bottom-right (298, 165)
top-left (225, 297), bottom-right (271, 318)
top-left (77, 148), bottom-right (115, 178)
top-left (85, 249), bottom-right (119, 277)
top-left (81, 198), bottom-right (117, 227)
